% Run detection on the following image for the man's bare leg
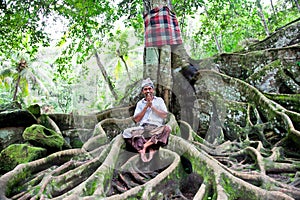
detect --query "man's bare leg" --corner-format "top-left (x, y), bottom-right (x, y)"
top-left (138, 140), bottom-right (154, 162)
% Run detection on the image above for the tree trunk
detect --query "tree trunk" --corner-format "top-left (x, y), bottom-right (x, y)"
top-left (119, 55), bottom-right (131, 81)
top-left (13, 59), bottom-right (27, 101)
top-left (213, 32), bottom-right (222, 53)
top-left (12, 74), bottom-right (20, 101)
top-left (86, 32), bottom-right (119, 100)
top-left (269, 0), bottom-right (277, 17)
top-left (143, 0), bottom-right (191, 108)
top-left (294, 0), bottom-right (300, 11)
top-left (143, 0), bottom-right (173, 107)
top-left (256, 0), bottom-right (270, 36)
top-left (1, 21), bottom-right (300, 199)
top-left (204, 7), bottom-right (222, 53)
top-left (94, 51), bottom-right (119, 100)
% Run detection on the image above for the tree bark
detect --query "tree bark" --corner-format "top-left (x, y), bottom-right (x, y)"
top-left (269, 0), bottom-right (277, 18)
top-left (94, 51), bottom-right (119, 100)
top-left (117, 49), bottom-right (131, 81)
top-left (86, 32), bottom-right (119, 100)
top-left (143, 0), bottom-right (173, 107)
top-left (256, 0), bottom-right (270, 36)
top-left (13, 59), bottom-right (27, 101)
top-left (143, 0), bottom-right (191, 108)
top-left (294, 0), bottom-right (300, 11)
top-left (119, 55), bottom-right (131, 81)
top-left (204, 7), bottom-right (222, 53)
top-left (12, 74), bottom-right (20, 101)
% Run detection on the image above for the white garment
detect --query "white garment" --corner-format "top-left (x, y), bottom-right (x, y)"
top-left (134, 96), bottom-right (168, 127)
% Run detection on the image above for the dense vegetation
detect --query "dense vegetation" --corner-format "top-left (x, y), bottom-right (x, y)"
top-left (0, 1), bottom-right (300, 199)
top-left (1, 0), bottom-right (299, 111)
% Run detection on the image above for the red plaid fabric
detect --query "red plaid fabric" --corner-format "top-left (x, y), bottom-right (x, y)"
top-left (144, 6), bottom-right (183, 47)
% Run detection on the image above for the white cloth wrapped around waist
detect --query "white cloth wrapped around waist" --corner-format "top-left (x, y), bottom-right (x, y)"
top-left (122, 122), bottom-right (164, 139)
top-left (140, 119), bottom-right (163, 127)
top-left (122, 126), bottom-right (144, 138)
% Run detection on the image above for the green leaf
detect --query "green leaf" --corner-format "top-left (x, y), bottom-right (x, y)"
top-left (114, 60), bottom-right (122, 80)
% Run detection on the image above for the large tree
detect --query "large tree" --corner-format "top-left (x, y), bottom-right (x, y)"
top-left (0, 1), bottom-right (300, 199)
top-left (141, 0), bottom-right (202, 111)
top-left (1, 25), bottom-right (300, 198)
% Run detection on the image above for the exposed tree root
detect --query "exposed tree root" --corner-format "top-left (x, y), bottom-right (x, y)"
top-left (167, 135), bottom-right (299, 200)
top-left (1, 119), bottom-right (300, 199)
top-left (0, 149), bottom-right (83, 200)
top-left (104, 149), bottom-right (180, 200)
top-left (1, 72), bottom-right (300, 199)
top-left (195, 70), bottom-right (300, 146)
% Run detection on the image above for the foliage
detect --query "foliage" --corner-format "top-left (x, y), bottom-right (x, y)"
top-left (0, 0), bottom-right (299, 112)
top-left (0, 52), bottom-right (51, 107)
top-left (0, 0), bottom-right (54, 57)
top-left (52, 0), bottom-right (117, 75)
top-left (105, 28), bottom-right (143, 81)
top-left (188, 0), bottom-right (300, 58)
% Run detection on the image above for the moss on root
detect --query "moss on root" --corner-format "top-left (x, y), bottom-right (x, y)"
top-left (265, 93), bottom-right (300, 113)
top-left (0, 143), bottom-right (46, 173)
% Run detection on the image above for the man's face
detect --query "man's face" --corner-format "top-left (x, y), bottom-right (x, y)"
top-left (142, 86), bottom-right (154, 99)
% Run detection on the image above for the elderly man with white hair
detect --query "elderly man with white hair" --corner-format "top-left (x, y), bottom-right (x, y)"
top-left (122, 78), bottom-right (171, 162)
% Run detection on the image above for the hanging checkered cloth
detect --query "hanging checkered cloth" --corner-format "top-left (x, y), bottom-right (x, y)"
top-left (143, 6), bottom-right (183, 47)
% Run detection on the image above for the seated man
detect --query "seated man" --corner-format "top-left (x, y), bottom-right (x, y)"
top-left (122, 78), bottom-right (171, 162)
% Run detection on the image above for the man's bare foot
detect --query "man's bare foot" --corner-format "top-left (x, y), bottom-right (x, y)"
top-left (138, 148), bottom-right (148, 162)
top-left (141, 149), bottom-right (156, 163)
top-left (146, 148), bottom-right (156, 162)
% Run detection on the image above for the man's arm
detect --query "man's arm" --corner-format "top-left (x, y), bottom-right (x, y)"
top-left (151, 105), bottom-right (168, 119)
top-left (135, 101), bottom-right (168, 122)
top-left (134, 97), bottom-right (168, 123)
top-left (152, 97), bottom-right (168, 119)
top-left (134, 105), bottom-right (148, 123)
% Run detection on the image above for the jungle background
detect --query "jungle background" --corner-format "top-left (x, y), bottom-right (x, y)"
top-left (0, 0), bottom-right (300, 199)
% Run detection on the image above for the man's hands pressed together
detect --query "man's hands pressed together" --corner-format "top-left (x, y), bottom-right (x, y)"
top-left (146, 93), bottom-right (153, 108)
